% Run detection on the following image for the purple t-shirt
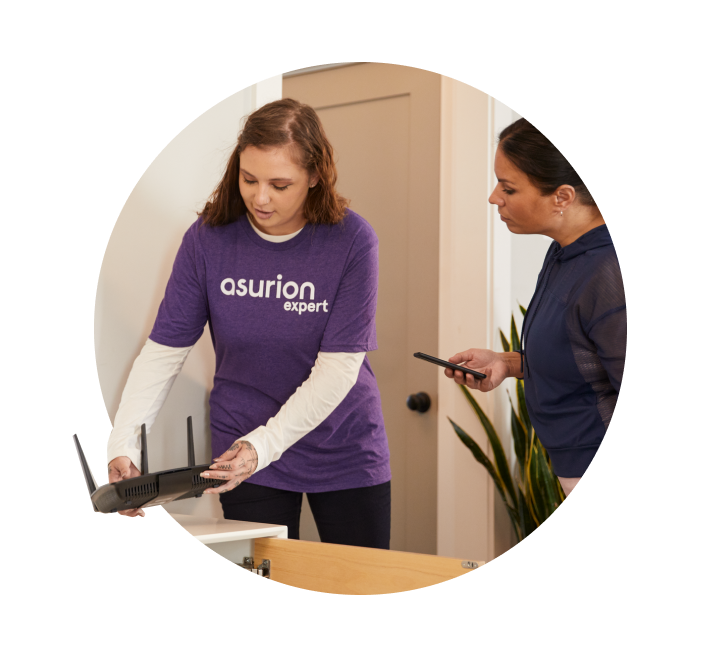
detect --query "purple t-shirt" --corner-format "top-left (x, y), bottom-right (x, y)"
top-left (149, 210), bottom-right (391, 492)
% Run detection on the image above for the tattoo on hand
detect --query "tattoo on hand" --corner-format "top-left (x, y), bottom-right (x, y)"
top-left (241, 441), bottom-right (258, 475)
top-left (226, 440), bottom-right (259, 476)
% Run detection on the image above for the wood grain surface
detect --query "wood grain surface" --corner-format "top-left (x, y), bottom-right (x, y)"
top-left (254, 537), bottom-right (483, 595)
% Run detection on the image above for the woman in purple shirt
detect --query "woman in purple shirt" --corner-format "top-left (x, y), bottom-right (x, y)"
top-left (107, 99), bottom-right (392, 548)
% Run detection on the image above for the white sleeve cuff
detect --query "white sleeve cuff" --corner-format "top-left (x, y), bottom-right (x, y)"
top-left (107, 338), bottom-right (192, 471)
top-left (242, 351), bottom-right (365, 473)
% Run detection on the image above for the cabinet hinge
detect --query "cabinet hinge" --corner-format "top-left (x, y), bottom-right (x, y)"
top-left (241, 557), bottom-right (271, 578)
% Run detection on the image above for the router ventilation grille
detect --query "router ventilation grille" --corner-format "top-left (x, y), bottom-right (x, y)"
top-left (124, 482), bottom-right (157, 498)
top-left (192, 474), bottom-right (223, 489)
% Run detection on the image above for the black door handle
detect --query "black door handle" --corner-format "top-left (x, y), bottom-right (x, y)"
top-left (406, 392), bottom-right (431, 413)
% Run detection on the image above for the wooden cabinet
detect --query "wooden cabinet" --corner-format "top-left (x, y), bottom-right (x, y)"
top-left (172, 513), bottom-right (483, 595)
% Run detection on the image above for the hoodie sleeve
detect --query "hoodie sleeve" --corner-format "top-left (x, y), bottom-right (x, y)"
top-left (586, 305), bottom-right (627, 393)
top-left (579, 249), bottom-right (627, 394)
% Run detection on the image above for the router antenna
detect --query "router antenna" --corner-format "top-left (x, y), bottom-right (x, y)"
top-left (140, 423), bottom-right (148, 475)
top-left (187, 416), bottom-right (195, 467)
top-left (73, 434), bottom-right (97, 494)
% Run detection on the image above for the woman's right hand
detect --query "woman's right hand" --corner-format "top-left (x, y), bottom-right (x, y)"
top-left (108, 456), bottom-right (145, 517)
top-left (444, 349), bottom-right (516, 392)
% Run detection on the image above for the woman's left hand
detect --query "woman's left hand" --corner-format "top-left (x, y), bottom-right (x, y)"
top-left (200, 439), bottom-right (259, 494)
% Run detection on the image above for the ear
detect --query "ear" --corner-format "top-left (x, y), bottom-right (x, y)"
top-left (309, 172), bottom-right (320, 188)
top-left (554, 184), bottom-right (576, 211)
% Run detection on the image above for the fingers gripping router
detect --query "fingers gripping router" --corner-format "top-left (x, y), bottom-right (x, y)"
top-left (73, 417), bottom-right (225, 513)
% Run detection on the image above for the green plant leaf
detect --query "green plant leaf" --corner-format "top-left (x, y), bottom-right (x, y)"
top-left (544, 449), bottom-right (566, 502)
top-left (499, 329), bottom-right (510, 353)
top-left (524, 440), bottom-right (545, 525)
top-left (538, 440), bottom-right (550, 461)
top-left (448, 418), bottom-right (502, 490)
top-left (508, 392), bottom-right (527, 472)
top-left (523, 435), bottom-right (539, 525)
top-left (459, 386), bottom-right (519, 511)
top-left (516, 487), bottom-right (537, 539)
top-left (517, 379), bottom-right (532, 441)
top-left (510, 314), bottom-right (521, 352)
top-left (530, 440), bottom-right (562, 524)
top-left (449, 418), bottom-right (521, 537)
top-left (558, 481), bottom-right (565, 500)
top-left (447, 305), bottom-right (567, 548)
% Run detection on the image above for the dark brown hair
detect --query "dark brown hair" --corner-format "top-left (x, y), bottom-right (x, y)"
top-left (200, 98), bottom-right (348, 227)
top-left (499, 118), bottom-right (596, 207)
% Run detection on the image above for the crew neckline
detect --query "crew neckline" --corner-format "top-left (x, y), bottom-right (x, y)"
top-left (240, 215), bottom-right (312, 251)
top-left (247, 217), bottom-right (305, 243)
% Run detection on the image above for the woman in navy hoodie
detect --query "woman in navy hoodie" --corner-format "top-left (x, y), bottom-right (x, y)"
top-left (445, 119), bottom-right (626, 496)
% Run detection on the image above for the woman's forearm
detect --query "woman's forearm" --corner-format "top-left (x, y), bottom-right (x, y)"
top-left (503, 351), bottom-right (524, 379)
top-left (243, 351), bottom-right (365, 472)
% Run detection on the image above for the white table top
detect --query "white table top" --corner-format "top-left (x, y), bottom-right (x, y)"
top-left (170, 513), bottom-right (288, 544)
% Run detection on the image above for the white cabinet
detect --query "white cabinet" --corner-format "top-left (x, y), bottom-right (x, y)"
top-left (171, 513), bottom-right (286, 566)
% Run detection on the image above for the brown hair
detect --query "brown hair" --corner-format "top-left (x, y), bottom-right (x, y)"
top-left (499, 118), bottom-right (596, 207)
top-left (200, 98), bottom-right (348, 227)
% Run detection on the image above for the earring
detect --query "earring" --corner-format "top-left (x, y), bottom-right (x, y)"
top-left (560, 211), bottom-right (563, 216)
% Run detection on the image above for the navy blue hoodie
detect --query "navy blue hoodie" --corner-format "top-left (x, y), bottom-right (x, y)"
top-left (522, 224), bottom-right (626, 477)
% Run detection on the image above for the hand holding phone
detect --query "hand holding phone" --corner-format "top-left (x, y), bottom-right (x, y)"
top-left (413, 352), bottom-right (487, 380)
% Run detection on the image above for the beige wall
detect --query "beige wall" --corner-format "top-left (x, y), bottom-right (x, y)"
top-left (95, 77), bottom-right (282, 519)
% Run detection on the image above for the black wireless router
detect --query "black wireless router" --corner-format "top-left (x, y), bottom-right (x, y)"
top-left (74, 417), bottom-right (225, 513)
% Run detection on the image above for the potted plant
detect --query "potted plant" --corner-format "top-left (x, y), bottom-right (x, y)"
top-left (448, 307), bottom-right (565, 542)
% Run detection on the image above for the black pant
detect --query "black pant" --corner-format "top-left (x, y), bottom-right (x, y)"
top-left (220, 480), bottom-right (391, 549)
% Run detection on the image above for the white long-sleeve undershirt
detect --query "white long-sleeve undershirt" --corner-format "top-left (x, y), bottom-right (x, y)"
top-left (107, 339), bottom-right (365, 473)
top-left (107, 339), bottom-right (192, 471)
top-left (108, 220), bottom-right (365, 474)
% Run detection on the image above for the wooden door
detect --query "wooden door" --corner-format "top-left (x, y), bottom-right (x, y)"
top-left (284, 64), bottom-right (443, 555)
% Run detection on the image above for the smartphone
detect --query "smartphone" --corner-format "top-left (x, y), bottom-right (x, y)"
top-left (413, 352), bottom-right (487, 380)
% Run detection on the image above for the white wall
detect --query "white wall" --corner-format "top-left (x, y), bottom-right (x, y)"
top-left (511, 233), bottom-right (553, 313)
top-left (95, 76), bottom-right (282, 519)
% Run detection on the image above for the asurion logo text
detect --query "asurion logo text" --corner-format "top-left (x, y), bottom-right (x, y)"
top-left (220, 274), bottom-right (328, 316)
